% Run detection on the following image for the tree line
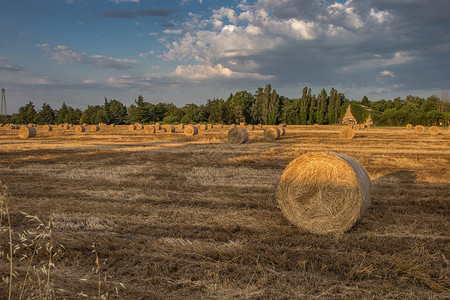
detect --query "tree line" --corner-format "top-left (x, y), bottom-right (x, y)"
top-left (1, 85), bottom-right (449, 126)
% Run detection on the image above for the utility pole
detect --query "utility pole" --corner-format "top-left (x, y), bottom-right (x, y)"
top-left (1, 88), bottom-right (6, 115)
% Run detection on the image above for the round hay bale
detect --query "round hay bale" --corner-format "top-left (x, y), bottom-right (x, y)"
top-left (199, 124), bottom-right (208, 130)
top-left (353, 124), bottom-right (360, 130)
top-left (428, 126), bottom-right (440, 135)
top-left (339, 127), bottom-right (354, 139)
top-left (230, 124), bottom-right (236, 128)
top-left (154, 123), bottom-right (161, 130)
top-left (136, 123), bottom-right (144, 130)
top-left (313, 123), bottom-right (319, 128)
top-left (161, 128), bottom-right (167, 133)
top-left (277, 152), bottom-right (371, 234)
top-left (145, 125), bottom-right (156, 133)
top-left (257, 124), bottom-right (263, 128)
top-left (184, 124), bottom-right (198, 136)
top-left (414, 125), bottom-right (425, 133)
top-left (239, 122), bottom-right (246, 126)
top-left (406, 124), bottom-right (413, 130)
top-left (43, 125), bottom-right (52, 132)
top-left (163, 124), bottom-right (175, 133)
top-left (280, 123), bottom-right (287, 127)
top-left (207, 124), bottom-right (213, 129)
top-left (75, 125), bottom-right (85, 133)
top-left (129, 124), bottom-right (136, 131)
top-left (279, 126), bottom-right (286, 136)
top-left (228, 128), bottom-right (248, 144)
top-left (18, 126), bottom-right (36, 139)
top-left (264, 127), bottom-right (281, 141)
top-left (9, 125), bottom-right (16, 130)
top-left (360, 124), bottom-right (365, 129)
top-left (90, 125), bottom-right (100, 132)
top-left (366, 124), bottom-right (371, 129)
top-left (15, 125), bottom-right (21, 130)
top-left (247, 124), bottom-right (254, 131)
top-left (218, 124), bottom-right (223, 128)
top-left (178, 124), bottom-right (185, 130)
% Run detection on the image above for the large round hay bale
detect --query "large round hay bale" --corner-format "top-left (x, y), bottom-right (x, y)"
top-left (228, 128), bottom-right (248, 144)
top-left (406, 124), bottom-right (413, 130)
top-left (129, 124), bottom-right (136, 131)
top-left (18, 126), bottom-right (36, 139)
top-left (75, 125), bottom-right (85, 133)
top-left (428, 126), bottom-right (440, 135)
top-left (279, 126), bottom-right (286, 136)
top-left (184, 124), bottom-right (198, 136)
top-left (339, 127), bottom-right (354, 139)
top-left (163, 124), bottom-right (175, 133)
top-left (154, 123), bottom-right (161, 130)
top-left (145, 125), bottom-right (156, 133)
top-left (178, 124), bottom-right (185, 130)
top-left (277, 152), bottom-right (371, 234)
top-left (264, 127), bottom-right (281, 141)
top-left (414, 125), bottom-right (425, 133)
top-left (247, 124), bottom-right (254, 131)
top-left (199, 124), bottom-right (208, 130)
top-left (43, 125), bottom-right (52, 132)
top-left (90, 125), bottom-right (100, 132)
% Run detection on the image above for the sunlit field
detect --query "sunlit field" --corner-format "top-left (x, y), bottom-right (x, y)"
top-left (1, 124), bottom-right (449, 299)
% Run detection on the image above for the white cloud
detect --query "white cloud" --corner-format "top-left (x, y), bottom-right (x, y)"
top-left (163, 29), bottom-right (183, 35)
top-left (171, 64), bottom-right (273, 80)
top-left (380, 70), bottom-right (395, 77)
top-left (82, 79), bottom-right (96, 84)
top-left (111, 0), bottom-right (139, 3)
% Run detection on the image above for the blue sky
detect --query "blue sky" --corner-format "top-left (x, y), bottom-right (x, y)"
top-left (1, 0), bottom-right (449, 113)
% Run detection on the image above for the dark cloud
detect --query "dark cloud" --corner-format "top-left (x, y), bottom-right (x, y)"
top-left (92, 8), bottom-right (175, 19)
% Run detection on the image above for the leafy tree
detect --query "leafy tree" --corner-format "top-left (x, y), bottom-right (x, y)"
top-left (206, 98), bottom-right (228, 124)
top-left (16, 101), bottom-right (37, 124)
top-left (106, 99), bottom-right (127, 124)
top-left (299, 87), bottom-right (310, 125)
top-left (267, 89), bottom-right (280, 125)
top-left (316, 89), bottom-right (327, 125)
top-left (361, 96), bottom-right (369, 106)
top-left (308, 94), bottom-right (316, 125)
top-left (228, 91), bottom-right (253, 124)
top-left (36, 103), bottom-right (56, 125)
top-left (56, 102), bottom-right (69, 124)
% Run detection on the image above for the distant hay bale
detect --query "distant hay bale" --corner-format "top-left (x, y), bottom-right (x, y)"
top-left (218, 124), bottom-right (223, 128)
top-left (406, 124), bottom-right (413, 130)
top-left (9, 125), bottom-right (16, 130)
top-left (277, 152), bottom-right (371, 234)
top-left (339, 127), bottom-right (354, 139)
top-left (230, 124), bottom-right (236, 128)
top-left (145, 125), bottom-right (156, 133)
top-left (163, 124), bottom-right (175, 133)
top-left (257, 124), bottom-right (263, 128)
top-left (110, 124), bottom-right (115, 127)
top-left (280, 123), bottom-right (287, 127)
top-left (42, 125), bottom-right (52, 132)
top-left (14, 125), bottom-right (20, 130)
top-left (414, 125), bottom-right (425, 133)
top-left (207, 124), bottom-right (213, 129)
top-left (279, 126), bottom-right (286, 136)
top-left (155, 123), bottom-right (161, 130)
top-left (264, 127), bottom-right (281, 141)
top-left (247, 124), bottom-right (254, 131)
top-left (313, 123), bottom-right (319, 128)
top-left (353, 124), bottom-right (360, 130)
top-left (360, 124), bottom-right (365, 129)
top-left (428, 126), bottom-right (440, 135)
top-left (366, 124), bottom-right (371, 129)
top-left (228, 128), bottom-right (248, 144)
top-left (240, 122), bottom-right (246, 126)
top-left (178, 124), bottom-right (185, 129)
top-left (90, 125), bottom-right (100, 132)
top-left (136, 123), bottom-right (144, 130)
top-left (184, 124), bottom-right (198, 136)
top-left (129, 124), bottom-right (136, 131)
top-left (161, 128), bottom-right (167, 132)
top-left (75, 125), bottom-right (85, 133)
top-left (200, 124), bottom-right (208, 130)
top-left (18, 126), bottom-right (37, 139)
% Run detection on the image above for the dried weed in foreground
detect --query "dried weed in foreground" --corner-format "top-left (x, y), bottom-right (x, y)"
top-left (277, 152), bottom-right (371, 234)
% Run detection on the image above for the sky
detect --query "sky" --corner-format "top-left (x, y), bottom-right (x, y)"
top-left (0, 0), bottom-right (449, 114)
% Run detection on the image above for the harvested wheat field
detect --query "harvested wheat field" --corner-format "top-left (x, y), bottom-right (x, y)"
top-left (0, 124), bottom-right (449, 299)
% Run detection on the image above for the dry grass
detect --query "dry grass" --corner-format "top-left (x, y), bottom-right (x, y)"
top-left (0, 124), bottom-right (449, 299)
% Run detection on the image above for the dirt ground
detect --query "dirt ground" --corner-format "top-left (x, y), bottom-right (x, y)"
top-left (0, 124), bottom-right (449, 299)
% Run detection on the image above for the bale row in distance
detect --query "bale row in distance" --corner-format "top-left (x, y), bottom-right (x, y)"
top-left (163, 124), bottom-right (175, 133)
top-left (264, 127), bottom-right (281, 141)
top-left (43, 125), bottom-right (52, 131)
top-left (75, 125), bottom-right (85, 133)
top-left (18, 126), bottom-right (37, 139)
top-left (184, 124), bottom-right (198, 136)
top-left (339, 127), bottom-right (355, 139)
top-left (277, 151), bottom-right (371, 234)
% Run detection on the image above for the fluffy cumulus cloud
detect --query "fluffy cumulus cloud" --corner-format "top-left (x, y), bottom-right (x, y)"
top-left (153, 0), bottom-right (449, 95)
top-left (37, 44), bottom-right (138, 70)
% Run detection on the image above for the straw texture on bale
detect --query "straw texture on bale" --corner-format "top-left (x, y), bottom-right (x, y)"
top-left (164, 124), bottom-right (175, 132)
top-left (230, 124), bottom-right (236, 128)
top-left (178, 124), bottom-right (185, 129)
top-left (353, 124), bottom-right (360, 130)
top-left (279, 126), bottom-right (286, 136)
top-left (207, 124), bottom-right (213, 129)
top-left (339, 127), bottom-right (354, 139)
top-left (155, 123), bottom-right (161, 130)
top-left (277, 152), bottom-right (371, 234)
top-left (428, 126), bottom-right (440, 135)
top-left (360, 124), bottom-right (365, 129)
top-left (313, 123), bottom-right (319, 127)
top-left (366, 124), bottom-right (371, 129)
top-left (18, 126), bottom-right (37, 139)
top-left (264, 127), bottom-right (281, 141)
top-left (414, 125), bottom-right (425, 133)
top-left (90, 125), bottom-right (100, 132)
top-left (406, 124), bottom-right (413, 130)
top-left (43, 125), bottom-right (52, 132)
top-left (228, 128), bottom-right (248, 144)
top-left (9, 125), bottom-right (16, 130)
top-left (200, 124), bottom-right (208, 130)
top-left (184, 124), bottom-right (198, 136)
top-left (75, 125), bottom-right (85, 133)
top-left (240, 122), bottom-right (246, 126)
top-left (218, 124), bottom-right (223, 128)
top-left (136, 124), bottom-right (144, 130)
top-left (145, 125), bottom-right (156, 133)
top-left (129, 125), bottom-right (136, 131)
top-left (257, 124), bottom-right (263, 128)
top-left (247, 124), bottom-right (254, 131)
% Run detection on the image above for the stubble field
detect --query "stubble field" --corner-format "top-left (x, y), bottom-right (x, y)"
top-left (0, 124), bottom-right (449, 299)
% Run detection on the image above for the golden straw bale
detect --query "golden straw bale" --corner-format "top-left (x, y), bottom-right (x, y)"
top-left (75, 125), bottom-right (85, 133)
top-left (90, 125), bottom-right (100, 132)
top-left (353, 124), bottom-right (360, 130)
top-left (257, 124), bottom-right (263, 128)
top-left (339, 127), bottom-right (354, 139)
top-left (313, 123), bottom-right (319, 128)
top-left (247, 124), bottom-right (254, 131)
top-left (428, 126), bottom-right (440, 135)
top-left (228, 128), bottom-right (248, 144)
top-left (178, 124), bottom-right (185, 129)
top-left (230, 124), bottom-right (236, 128)
top-left (277, 152), bottom-right (371, 234)
top-left (279, 126), bottom-right (286, 136)
top-left (145, 125), bottom-right (156, 133)
top-left (207, 124), bottom-right (213, 129)
top-left (406, 124), bottom-right (413, 130)
top-left (218, 124), bottom-right (223, 128)
top-left (164, 124), bottom-right (175, 132)
top-left (414, 125), bottom-right (425, 133)
top-left (161, 128), bottom-right (167, 133)
top-left (155, 123), bottom-right (161, 130)
top-left (9, 125), bottom-right (16, 130)
top-left (240, 122), bottom-right (246, 126)
top-left (18, 126), bottom-right (37, 138)
top-left (184, 124), bottom-right (198, 136)
top-left (264, 127), bottom-right (281, 141)
top-left (279, 123), bottom-right (287, 127)
top-left (136, 123), bottom-right (144, 130)
top-left (200, 124), bottom-right (208, 130)
top-left (366, 124), bottom-right (371, 129)
top-left (360, 124), bottom-right (365, 129)
top-left (42, 125), bottom-right (52, 132)
top-left (129, 124), bottom-right (136, 131)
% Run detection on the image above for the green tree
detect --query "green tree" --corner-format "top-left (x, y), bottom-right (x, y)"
top-left (36, 103), bottom-right (56, 125)
top-left (16, 101), bottom-right (37, 124)
top-left (299, 87), bottom-right (311, 125)
top-left (267, 89), bottom-right (280, 125)
top-left (308, 94), bottom-right (316, 125)
top-left (316, 89), bottom-right (327, 124)
top-left (56, 102), bottom-right (69, 124)
top-left (107, 99), bottom-right (127, 124)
